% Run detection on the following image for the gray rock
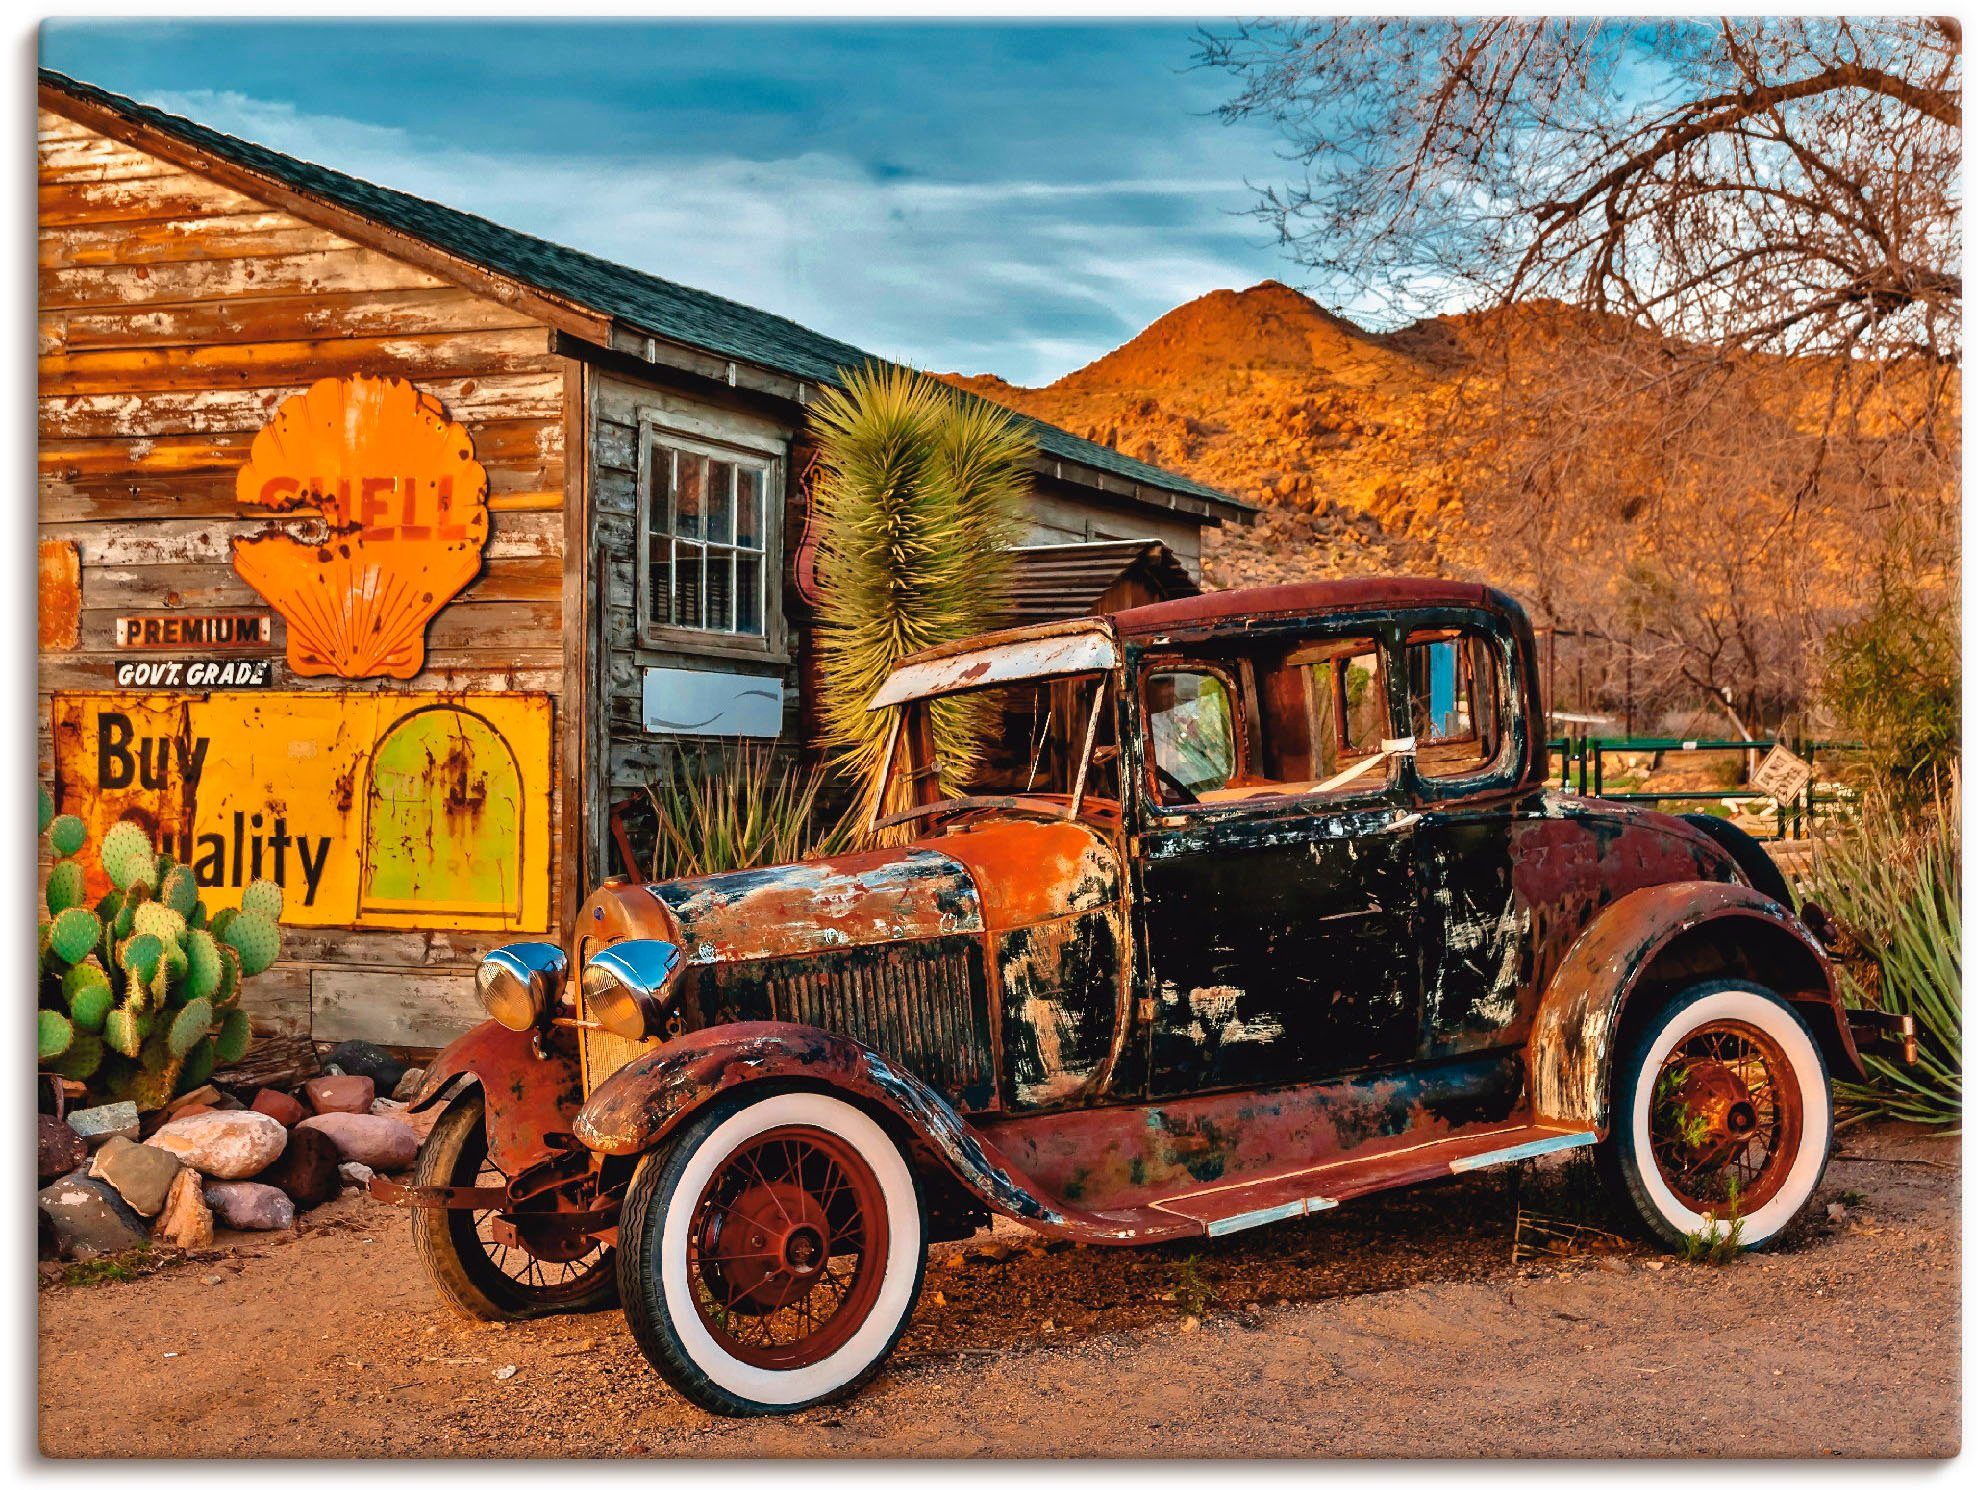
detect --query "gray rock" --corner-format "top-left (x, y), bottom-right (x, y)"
top-left (38, 1174), bottom-right (150, 1259)
top-left (391, 1067), bottom-right (427, 1102)
top-left (65, 1101), bottom-right (139, 1148)
top-left (203, 1180), bottom-right (296, 1232)
top-left (146, 1110), bottom-right (287, 1179)
top-left (88, 1135), bottom-right (184, 1217)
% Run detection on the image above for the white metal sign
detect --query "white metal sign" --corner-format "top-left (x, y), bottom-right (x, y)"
top-left (1751, 743), bottom-right (1814, 804)
top-left (641, 667), bottom-right (783, 738)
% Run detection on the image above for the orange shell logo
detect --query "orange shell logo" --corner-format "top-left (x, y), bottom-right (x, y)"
top-left (232, 375), bottom-right (490, 680)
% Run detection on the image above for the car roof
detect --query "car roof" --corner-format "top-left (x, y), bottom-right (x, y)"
top-left (1108, 576), bottom-right (1500, 637)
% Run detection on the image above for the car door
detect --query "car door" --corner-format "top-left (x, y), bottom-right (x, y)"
top-left (1130, 628), bottom-right (1422, 1098)
top-left (1404, 615), bottom-right (1542, 1059)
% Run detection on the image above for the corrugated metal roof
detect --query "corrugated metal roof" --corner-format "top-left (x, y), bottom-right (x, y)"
top-left (1008, 540), bottom-right (1200, 624)
top-left (40, 68), bottom-right (1250, 521)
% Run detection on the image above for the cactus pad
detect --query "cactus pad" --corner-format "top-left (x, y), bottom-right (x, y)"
top-left (241, 878), bottom-right (285, 921)
top-left (100, 821), bottom-right (157, 892)
top-left (223, 909), bottom-right (282, 977)
top-left (213, 944), bottom-right (242, 1009)
top-left (103, 1006), bottom-right (142, 1058)
top-left (168, 997), bottom-right (214, 1058)
top-left (133, 900), bottom-right (188, 947)
top-left (183, 929), bottom-right (223, 999)
top-left (177, 1037), bottom-right (218, 1092)
top-left (126, 1060), bottom-right (184, 1113)
top-left (38, 784), bottom-right (54, 837)
top-left (159, 864), bottom-right (197, 918)
top-left (49, 814), bottom-right (87, 858)
top-left (50, 1030), bottom-right (103, 1082)
top-left (213, 1006), bottom-right (251, 1065)
top-left (208, 907), bottom-right (237, 944)
top-left (118, 932), bottom-right (164, 986)
top-left (38, 1009), bottom-right (75, 1061)
top-left (50, 907), bottom-right (102, 966)
top-left (45, 860), bottom-right (86, 916)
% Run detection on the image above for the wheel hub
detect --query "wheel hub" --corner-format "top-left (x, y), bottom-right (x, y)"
top-left (701, 1179), bottom-right (833, 1314)
top-left (1670, 1060), bottom-right (1761, 1167)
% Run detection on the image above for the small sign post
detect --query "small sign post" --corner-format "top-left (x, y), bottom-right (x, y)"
top-left (1751, 743), bottom-right (1814, 805)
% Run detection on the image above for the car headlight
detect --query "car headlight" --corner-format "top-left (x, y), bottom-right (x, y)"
top-left (581, 940), bottom-right (685, 1041)
top-left (474, 942), bottom-right (567, 1032)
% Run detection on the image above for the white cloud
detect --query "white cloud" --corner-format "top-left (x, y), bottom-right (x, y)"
top-left (143, 86), bottom-right (1283, 384)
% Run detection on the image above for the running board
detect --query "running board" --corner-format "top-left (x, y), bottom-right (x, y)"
top-left (1146, 1124), bottom-right (1597, 1239)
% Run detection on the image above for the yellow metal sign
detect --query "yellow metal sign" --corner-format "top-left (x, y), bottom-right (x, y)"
top-left (50, 692), bottom-right (553, 932)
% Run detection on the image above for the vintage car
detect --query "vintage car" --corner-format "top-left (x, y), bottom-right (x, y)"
top-left (381, 577), bottom-right (1911, 1416)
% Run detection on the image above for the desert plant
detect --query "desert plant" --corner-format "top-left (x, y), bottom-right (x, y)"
top-left (1808, 780), bottom-right (1961, 1130)
top-left (37, 794), bottom-right (281, 1110)
top-left (1676, 1179), bottom-right (1746, 1265)
top-left (644, 743), bottom-right (857, 882)
top-left (1821, 571), bottom-right (1959, 813)
top-left (808, 362), bottom-right (1031, 819)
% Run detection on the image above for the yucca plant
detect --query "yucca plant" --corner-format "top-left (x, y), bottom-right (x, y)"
top-left (808, 362), bottom-right (1032, 819)
top-left (1808, 776), bottom-right (1961, 1129)
top-left (645, 743), bottom-right (857, 882)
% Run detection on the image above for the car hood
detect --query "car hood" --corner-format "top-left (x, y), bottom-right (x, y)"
top-left (644, 818), bottom-right (1123, 965)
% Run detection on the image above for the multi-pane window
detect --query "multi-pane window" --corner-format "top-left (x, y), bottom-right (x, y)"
top-left (644, 436), bottom-right (771, 639)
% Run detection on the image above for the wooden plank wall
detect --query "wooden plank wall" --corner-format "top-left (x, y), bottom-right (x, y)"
top-left (38, 108), bottom-right (574, 1046)
top-left (588, 370), bottom-right (801, 881)
top-left (1018, 482), bottom-right (1206, 579)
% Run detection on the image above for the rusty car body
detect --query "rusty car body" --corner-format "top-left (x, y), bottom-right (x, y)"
top-left (383, 576), bottom-right (1912, 1414)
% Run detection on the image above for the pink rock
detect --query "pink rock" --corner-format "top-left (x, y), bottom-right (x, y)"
top-left (303, 1075), bottom-right (375, 1116)
top-left (203, 1180), bottom-right (295, 1232)
top-left (146, 1110), bottom-right (287, 1180)
top-left (296, 1112), bottom-right (418, 1171)
top-left (250, 1089), bottom-right (307, 1127)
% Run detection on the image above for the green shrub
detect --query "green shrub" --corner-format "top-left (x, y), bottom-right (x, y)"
top-left (1809, 782), bottom-right (1960, 1129)
top-left (1821, 575), bottom-right (1958, 811)
top-left (644, 743), bottom-right (857, 882)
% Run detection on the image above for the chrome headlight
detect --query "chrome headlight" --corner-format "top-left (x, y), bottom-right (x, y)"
top-left (474, 942), bottom-right (567, 1032)
top-left (581, 940), bottom-right (685, 1042)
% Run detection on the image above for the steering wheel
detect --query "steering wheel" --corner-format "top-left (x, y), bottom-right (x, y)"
top-left (1154, 764), bottom-right (1199, 806)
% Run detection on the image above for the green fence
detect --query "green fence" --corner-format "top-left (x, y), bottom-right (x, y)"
top-left (1545, 736), bottom-right (1865, 840)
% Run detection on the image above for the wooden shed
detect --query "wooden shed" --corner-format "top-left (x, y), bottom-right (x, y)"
top-left (36, 69), bottom-right (1251, 1052)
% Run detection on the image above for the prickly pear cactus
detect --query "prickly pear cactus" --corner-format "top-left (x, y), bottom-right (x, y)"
top-left (38, 810), bottom-right (286, 1110)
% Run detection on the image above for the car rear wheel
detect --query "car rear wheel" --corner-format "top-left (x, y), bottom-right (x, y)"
top-left (410, 1087), bottom-right (618, 1320)
top-left (1599, 980), bottom-right (1832, 1250)
top-left (617, 1088), bottom-right (927, 1416)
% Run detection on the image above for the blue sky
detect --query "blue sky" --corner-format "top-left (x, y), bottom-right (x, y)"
top-left (41, 19), bottom-right (1299, 385)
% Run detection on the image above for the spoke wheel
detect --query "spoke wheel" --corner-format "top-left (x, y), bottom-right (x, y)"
top-left (411, 1088), bottom-right (617, 1321)
top-left (618, 1088), bottom-right (926, 1416)
top-left (1647, 1020), bottom-right (1803, 1215)
top-left (686, 1127), bottom-right (889, 1370)
top-left (1598, 980), bottom-right (1832, 1251)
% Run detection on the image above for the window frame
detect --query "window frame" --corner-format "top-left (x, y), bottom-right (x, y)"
top-left (1401, 615), bottom-right (1523, 800)
top-left (634, 419), bottom-right (786, 661)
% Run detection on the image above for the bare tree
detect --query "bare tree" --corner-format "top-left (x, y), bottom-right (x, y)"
top-left (1199, 16), bottom-right (1960, 736)
top-left (1198, 17), bottom-right (1960, 367)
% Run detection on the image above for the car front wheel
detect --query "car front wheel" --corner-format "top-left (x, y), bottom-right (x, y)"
top-left (1599, 980), bottom-right (1833, 1250)
top-left (617, 1088), bottom-right (927, 1415)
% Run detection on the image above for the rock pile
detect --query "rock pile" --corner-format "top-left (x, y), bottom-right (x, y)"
top-left (36, 1049), bottom-right (428, 1262)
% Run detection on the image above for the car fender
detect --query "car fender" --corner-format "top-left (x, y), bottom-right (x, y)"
top-left (572, 1021), bottom-right (1165, 1244)
top-left (1529, 880), bottom-right (1863, 1133)
top-left (407, 1019), bottom-right (585, 1174)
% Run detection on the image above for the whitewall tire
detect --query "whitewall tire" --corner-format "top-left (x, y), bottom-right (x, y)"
top-left (617, 1087), bottom-right (926, 1415)
top-left (1599, 981), bottom-right (1832, 1250)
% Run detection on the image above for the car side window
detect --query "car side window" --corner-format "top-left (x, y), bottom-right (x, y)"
top-left (1405, 626), bottom-right (1510, 782)
top-left (1144, 669), bottom-right (1238, 802)
top-left (1142, 634), bottom-right (1397, 809)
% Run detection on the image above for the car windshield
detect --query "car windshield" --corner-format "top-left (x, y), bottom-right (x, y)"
top-left (875, 672), bottom-right (1115, 826)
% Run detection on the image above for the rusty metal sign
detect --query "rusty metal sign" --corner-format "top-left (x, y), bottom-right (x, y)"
top-left (114, 613), bottom-right (271, 648)
top-left (50, 691), bottom-right (552, 931)
top-left (231, 374), bottom-right (490, 680)
top-left (39, 540), bottom-right (79, 651)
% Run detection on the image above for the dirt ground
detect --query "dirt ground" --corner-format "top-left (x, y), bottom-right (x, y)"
top-left (39, 1120), bottom-right (1958, 1459)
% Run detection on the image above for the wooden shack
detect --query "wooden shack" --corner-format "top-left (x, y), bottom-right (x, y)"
top-left (36, 69), bottom-right (1250, 1051)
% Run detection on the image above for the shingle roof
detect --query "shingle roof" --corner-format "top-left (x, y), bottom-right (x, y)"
top-left (1008, 540), bottom-right (1199, 624)
top-left (40, 68), bottom-right (1248, 521)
